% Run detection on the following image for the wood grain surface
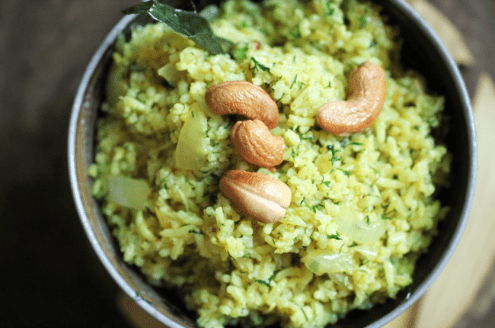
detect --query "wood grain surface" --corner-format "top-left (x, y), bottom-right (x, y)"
top-left (414, 73), bottom-right (495, 327)
top-left (1, 0), bottom-right (494, 327)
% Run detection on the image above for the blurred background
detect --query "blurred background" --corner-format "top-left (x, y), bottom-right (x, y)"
top-left (0, 0), bottom-right (494, 327)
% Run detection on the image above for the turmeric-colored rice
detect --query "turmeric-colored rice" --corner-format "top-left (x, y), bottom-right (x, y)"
top-left (89, 0), bottom-right (451, 327)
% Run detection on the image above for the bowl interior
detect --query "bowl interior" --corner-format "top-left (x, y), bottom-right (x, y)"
top-left (68, 1), bottom-right (476, 327)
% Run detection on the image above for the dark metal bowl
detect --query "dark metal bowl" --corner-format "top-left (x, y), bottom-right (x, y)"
top-left (68, 1), bottom-right (477, 327)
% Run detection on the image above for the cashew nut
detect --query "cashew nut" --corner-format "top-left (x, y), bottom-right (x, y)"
top-left (219, 170), bottom-right (292, 223)
top-left (205, 81), bottom-right (279, 129)
top-left (316, 61), bottom-right (386, 136)
top-left (230, 119), bottom-right (285, 168)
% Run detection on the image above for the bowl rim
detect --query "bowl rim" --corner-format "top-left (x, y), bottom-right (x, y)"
top-left (68, 1), bottom-right (477, 327)
top-left (68, 14), bottom-right (187, 328)
top-left (362, 2), bottom-right (477, 327)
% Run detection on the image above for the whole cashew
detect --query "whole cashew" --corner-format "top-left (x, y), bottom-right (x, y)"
top-left (230, 119), bottom-right (285, 168)
top-left (316, 61), bottom-right (386, 136)
top-left (219, 170), bottom-right (292, 223)
top-left (205, 81), bottom-right (279, 129)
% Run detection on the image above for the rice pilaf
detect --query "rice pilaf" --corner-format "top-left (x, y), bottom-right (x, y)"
top-left (89, 0), bottom-right (451, 327)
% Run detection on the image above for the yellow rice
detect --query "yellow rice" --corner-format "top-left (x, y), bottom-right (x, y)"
top-left (89, 0), bottom-right (452, 327)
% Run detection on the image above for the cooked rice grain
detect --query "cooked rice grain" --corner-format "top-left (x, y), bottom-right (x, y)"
top-left (89, 0), bottom-right (451, 327)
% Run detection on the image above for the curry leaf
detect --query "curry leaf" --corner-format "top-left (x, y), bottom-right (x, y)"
top-left (122, 0), bottom-right (233, 55)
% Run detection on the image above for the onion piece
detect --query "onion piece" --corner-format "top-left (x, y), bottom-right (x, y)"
top-left (108, 175), bottom-right (151, 210)
top-left (157, 62), bottom-right (180, 86)
top-left (334, 203), bottom-right (386, 244)
top-left (174, 110), bottom-right (208, 170)
top-left (354, 245), bottom-right (379, 260)
top-left (302, 250), bottom-right (354, 275)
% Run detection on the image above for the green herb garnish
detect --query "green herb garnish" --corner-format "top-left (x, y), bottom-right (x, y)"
top-left (122, 1), bottom-right (233, 55)
top-left (327, 145), bottom-right (341, 165)
top-left (328, 232), bottom-right (342, 240)
top-left (290, 25), bottom-right (302, 38)
top-left (290, 74), bottom-right (298, 89)
top-left (255, 272), bottom-right (277, 287)
top-left (300, 132), bottom-right (315, 141)
top-left (359, 15), bottom-right (368, 28)
top-left (381, 203), bottom-right (397, 220)
top-left (255, 280), bottom-right (270, 287)
top-left (340, 137), bottom-right (361, 148)
top-left (301, 307), bottom-right (309, 321)
top-left (300, 198), bottom-right (312, 211)
top-left (326, 1), bottom-right (335, 15)
top-left (337, 168), bottom-right (351, 176)
top-left (312, 204), bottom-right (325, 213)
top-left (233, 45), bottom-right (248, 59)
top-left (250, 56), bottom-right (271, 73)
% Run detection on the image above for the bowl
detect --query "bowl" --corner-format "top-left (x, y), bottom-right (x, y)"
top-left (68, 0), bottom-right (477, 327)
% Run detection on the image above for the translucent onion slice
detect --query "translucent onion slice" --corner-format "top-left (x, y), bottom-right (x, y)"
top-left (334, 203), bottom-right (386, 244)
top-left (302, 250), bottom-right (354, 275)
top-left (354, 245), bottom-right (379, 260)
top-left (157, 62), bottom-right (180, 86)
top-left (174, 110), bottom-right (208, 170)
top-left (108, 176), bottom-right (151, 210)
